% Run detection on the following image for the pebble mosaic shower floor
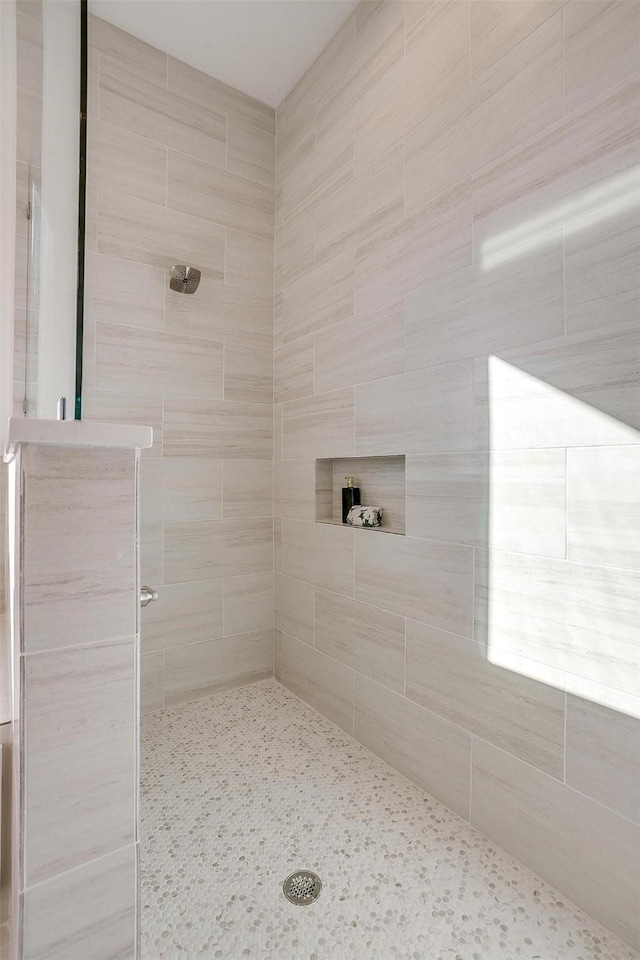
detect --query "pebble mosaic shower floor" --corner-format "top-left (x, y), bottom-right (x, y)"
top-left (140, 680), bottom-right (637, 960)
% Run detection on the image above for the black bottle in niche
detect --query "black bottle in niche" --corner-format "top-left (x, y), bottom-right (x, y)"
top-left (341, 476), bottom-right (361, 523)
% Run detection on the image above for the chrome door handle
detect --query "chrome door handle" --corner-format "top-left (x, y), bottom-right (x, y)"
top-left (140, 585), bottom-right (158, 607)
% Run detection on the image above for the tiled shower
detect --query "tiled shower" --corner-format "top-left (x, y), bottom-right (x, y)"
top-left (4, 0), bottom-right (640, 958)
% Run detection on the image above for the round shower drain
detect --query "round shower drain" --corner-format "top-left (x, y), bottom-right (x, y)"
top-left (282, 870), bottom-right (322, 905)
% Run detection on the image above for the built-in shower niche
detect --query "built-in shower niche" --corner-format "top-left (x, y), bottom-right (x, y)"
top-left (315, 456), bottom-right (406, 535)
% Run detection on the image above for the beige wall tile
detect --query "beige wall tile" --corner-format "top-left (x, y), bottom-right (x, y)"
top-left (276, 107), bottom-right (316, 187)
top-left (283, 250), bottom-right (354, 344)
top-left (85, 253), bottom-right (165, 330)
top-left (16, 88), bottom-right (42, 166)
top-left (168, 150), bottom-right (274, 240)
top-left (273, 459), bottom-right (316, 521)
top-left (471, 738), bottom-right (640, 949)
top-left (566, 693), bottom-right (640, 823)
top-left (91, 15), bottom-right (167, 81)
top-left (225, 229), bottom-right (274, 296)
top-left (355, 362), bottom-right (474, 457)
top-left (356, 530), bottom-right (473, 637)
top-left (355, 180), bottom-right (472, 314)
top-left (315, 300), bottom-right (405, 394)
top-left (273, 403), bottom-right (283, 461)
top-left (165, 517), bottom-right (273, 583)
top-left (82, 390), bottom-right (163, 459)
top-left (223, 573), bottom-right (274, 636)
top-left (141, 580), bottom-right (223, 652)
top-left (224, 343), bottom-right (273, 404)
top-left (165, 278), bottom-right (273, 350)
top-left (282, 519), bottom-right (354, 596)
top-left (274, 516), bottom-right (283, 574)
top-left (316, 589), bottom-right (404, 693)
top-left (95, 322), bottom-right (223, 400)
top-left (222, 460), bottom-right (273, 519)
top-left (564, 1), bottom-right (640, 114)
top-left (141, 522), bottom-right (163, 585)
top-left (274, 335), bottom-right (314, 405)
top-left (406, 620), bottom-right (564, 777)
top-left (227, 115), bottom-right (275, 186)
top-left (16, 9), bottom-right (42, 95)
top-left (330, 456), bottom-right (406, 532)
top-left (283, 118), bottom-right (354, 229)
top-left (88, 119), bottom-right (166, 204)
top-left (274, 574), bottom-right (314, 646)
top-left (275, 214), bottom-right (315, 293)
top-left (283, 388), bottom-right (355, 459)
top-left (567, 445), bottom-right (640, 570)
top-left (140, 458), bottom-right (222, 523)
top-left (24, 639), bottom-right (135, 885)
top-left (164, 631), bottom-right (273, 707)
top-left (406, 452), bottom-right (488, 547)
top-left (98, 189), bottom-right (225, 281)
top-left (354, 674), bottom-right (471, 820)
top-left (141, 652), bottom-right (164, 714)
top-left (470, 1), bottom-right (563, 78)
top-left (275, 630), bottom-right (353, 734)
top-left (164, 399), bottom-right (272, 460)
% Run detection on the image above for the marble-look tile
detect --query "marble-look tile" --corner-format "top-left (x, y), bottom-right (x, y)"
top-left (405, 238), bottom-right (564, 368)
top-left (100, 56), bottom-right (225, 167)
top-left (564, 206), bottom-right (640, 335)
top-left (165, 278), bottom-right (273, 350)
top-left (273, 459), bottom-right (316, 521)
top-left (16, 88), bottom-right (42, 167)
top-left (274, 573), bottom-right (315, 646)
top-left (224, 343), bottom-right (273, 404)
top-left (274, 336), bottom-right (314, 404)
top-left (567, 445), bottom-right (640, 570)
top-left (22, 447), bottom-right (136, 652)
top-left (473, 325), bottom-right (640, 450)
top-left (566, 693), bottom-right (640, 824)
top-left (88, 119), bottom-right (166, 205)
top-left (167, 150), bottom-right (274, 240)
top-left (471, 738), bottom-right (640, 949)
top-left (275, 214), bottom-right (315, 294)
top-left (282, 519), bottom-right (354, 597)
top-left (273, 516), bottom-right (283, 575)
top-left (330, 456), bottom-right (406, 532)
top-left (98, 189), bottom-right (225, 281)
top-left (315, 143), bottom-right (404, 266)
top-left (283, 388), bottom-right (355, 459)
top-left (91, 14), bottom-right (167, 81)
top-left (164, 399), bottom-right (272, 460)
top-left (354, 674), bottom-right (471, 820)
top-left (225, 229), bottom-right (274, 297)
top-left (475, 548), bottom-right (640, 697)
top-left (356, 530), bottom-right (473, 637)
top-left (274, 292), bottom-right (284, 349)
top-left (406, 450), bottom-right (566, 558)
top-left (165, 518), bottom-right (273, 583)
top-left (167, 55), bottom-right (275, 135)
top-left (355, 180), bottom-right (472, 314)
top-left (140, 458), bottom-right (222, 524)
top-left (227, 115), bottom-right (275, 187)
top-left (470, 1), bottom-right (563, 79)
top-left (16, 9), bottom-right (42, 95)
top-left (406, 620), bottom-right (564, 777)
top-left (140, 522), bottom-right (163, 586)
top-left (24, 639), bottom-right (135, 885)
top-left (82, 390), bottom-right (163, 458)
top-left (564, 1), bottom-right (640, 114)
top-left (141, 580), bottom-right (223, 652)
top-left (276, 106), bottom-right (316, 187)
top-left (141, 652), bottom-right (164, 714)
top-left (22, 844), bottom-right (137, 960)
top-left (223, 572), bottom-right (274, 637)
top-left (164, 631), bottom-right (273, 706)
top-left (85, 252), bottom-right (165, 330)
top-left (222, 460), bottom-right (273, 519)
top-left (273, 403), bottom-right (283, 462)
top-left (314, 300), bottom-right (405, 395)
top-left (355, 362), bottom-right (474, 457)
top-left (283, 250), bottom-right (354, 344)
top-left (283, 118), bottom-right (354, 230)
top-left (95, 323), bottom-right (223, 400)
top-left (315, 589), bottom-right (404, 693)
top-left (275, 630), bottom-right (353, 735)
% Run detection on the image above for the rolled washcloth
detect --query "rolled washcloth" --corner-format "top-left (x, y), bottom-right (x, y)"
top-left (346, 505), bottom-right (383, 527)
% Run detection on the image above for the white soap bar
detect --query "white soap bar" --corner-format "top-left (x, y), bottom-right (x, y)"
top-left (346, 506), bottom-right (383, 527)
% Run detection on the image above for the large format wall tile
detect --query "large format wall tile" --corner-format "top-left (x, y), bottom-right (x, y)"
top-left (140, 458), bottom-right (222, 523)
top-left (274, 573), bottom-right (315, 646)
top-left (471, 739), bottom-right (640, 949)
top-left (88, 119), bottom-right (166, 205)
top-left (282, 519), bottom-right (354, 596)
top-left (275, 630), bottom-right (354, 734)
top-left (223, 573), bottom-right (274, 636)
top-left (141, 652), bottom-right (164, 714)
top-left (283, 389), bottom-right (355, 459)
top-left (141, 579), bottom-right (223, 652)
top-left (224, 343), bottom-right (273, 404)
top-left (273, 459), bottom-right (316, 520)
top-left (274, 335), bottom-right (314, 404)
top-left (84, 252), bottom-right (165, 330)
top-left (225, 229), bottom-right (274, 297)
top-left (227, 115), bottom-right (275, 186)
top-left (164, 518), bottom-right (273, 583)
top-left (470, 1), bottom-right (563, 79)
top-left (275, 214), bottom-right (315, 294)
top-left (91, 15), bottom-right (167, 81)
top-left (83, 389), bottom-right (163, 458)
top-left (283, 118), bottom-right (354, 229)
top-left (165, 279), bottom-right (273, 350)
top-left (283, 250), bottom-right (354, 343)
top-left (222, 460), bottom-right (273, 519)
top-left (354, 674), bottom-right (471, 820)
top-left (164, 630), bottom-right (273, 706)
top-left (314, 300), bottom-right (404, 394)
top-left (164, 399), bottom-right (272, 460)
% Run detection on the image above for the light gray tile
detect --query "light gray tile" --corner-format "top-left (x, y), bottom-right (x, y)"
top-left (227, 114), bottom-right (275, 187)
top-left (223, 573), bottom-right (274, 636)
top-left (355, 362), bottom-right (474, 457)
top-left (222, 460), bottom-right (273, 519)
top-left (330, 456), bottom-right (406, 533)
top-left (82, 390), bottom-right (163, 459)
top-left (567, 445), bottom-right (640, 570)
top-left (91, 14), bottom-right (167, 81)
top-left (275, 630), bottom-right (353, 735)
top-left (164, 517), bottom-right (273, 583)
top-left (142, 580), bottom-right (223, 652)
top-left (406, 620), bottom-right (564, 778)
top-left (283, 250), bottom-right (354, 344)
top-left (283, 118), bottom-right (354, 230)
top-left (282, 519), bottom-right (354, 597)
top-left (165, 278), bottom-right (273, 350)
top-left (273, 403), bottom-right (283, 461)
top-left (354, 674), bottom-right (471, 820)
top-left (316, 589), bottom-right (404, 693)
top-left (470, 1), bottom-right (563, 78)
top-left (16, 87), bottom-right (42, 166)
top-left (274, 573), bottom-right (314, 646)
top-left (141, 652), bottom-right (164, 714)
top-left (85, 252), bottom-right (165, 330)
top-left (283, 389), bottom-right (355, 459)
top-left (224, 342), bottom-right (273, 404)
top-left (275, 214), bottom-right (314, 294)
top-left (16, 9), bottom-right (42, 95)
top-left (273, 459), bottom-right (316, 521)
top-left (225, 229), bottom-right (274, 296)
top-left (140, 458), bottom-right (222, 524)
top-left (88, 119), bottom-right (166, 204)
top-left (274, 516), bottom-right (283, 574)
top-left (164, 631), bottom-right (273, 706)
top-left (164, 399), bottom-right (272, 460)
top-left (356, 530), bottom-right (473, 637)
top-left (471, 738), bottom-right (640, 950)
top-left (141, 522), bottom-right (163, 586)
top-left (274, 335), bottom-right (314, 405)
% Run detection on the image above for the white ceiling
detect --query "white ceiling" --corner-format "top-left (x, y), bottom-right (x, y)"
top-left (89, 0), bottom-right (358, 108)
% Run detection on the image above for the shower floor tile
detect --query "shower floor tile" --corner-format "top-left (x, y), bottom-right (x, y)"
top-left (140, 680), bottom-right (636, 960)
